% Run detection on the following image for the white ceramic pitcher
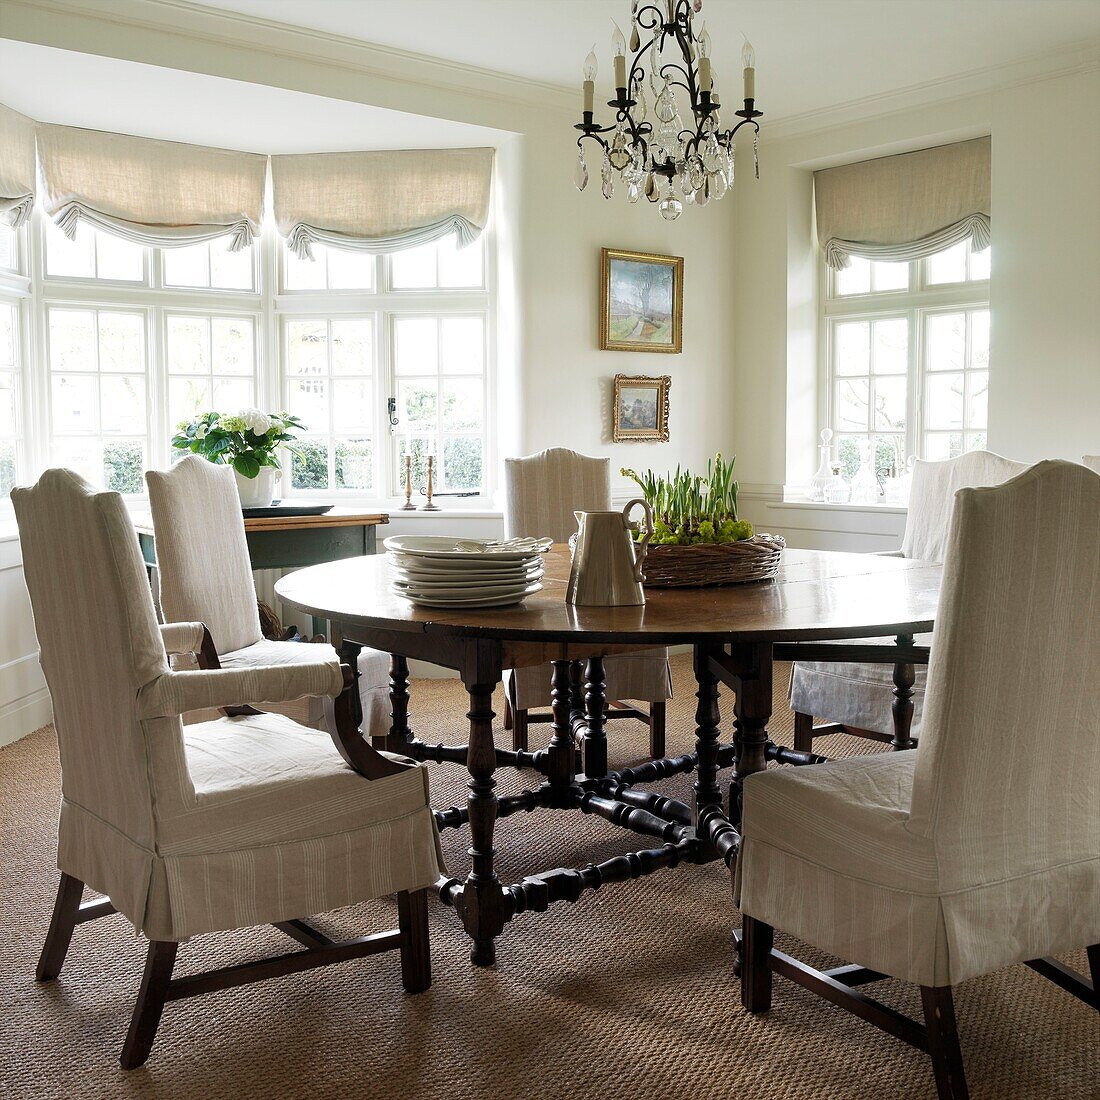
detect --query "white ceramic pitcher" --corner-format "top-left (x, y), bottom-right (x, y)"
top-left (566, 498), bottom-right (654, 607)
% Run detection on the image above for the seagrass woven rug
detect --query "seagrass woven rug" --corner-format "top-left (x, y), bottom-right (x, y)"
top-left (1, 656), bottom-right (1095, 1099)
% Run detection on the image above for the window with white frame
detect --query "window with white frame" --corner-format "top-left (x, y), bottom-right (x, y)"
top-left (0, 300), bottom-right (19, 496)
top-left (0, 225), bottom-right (16, 273)
top-left (277, 235), bottom-right (489, 498)
top-left (824, 239), bottom-right (990, 481)
top-left (4, 217), bottom-right (491, 504)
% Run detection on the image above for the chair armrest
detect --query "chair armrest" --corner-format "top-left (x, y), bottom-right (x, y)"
top-left (159, 622), bottom-right (207, 656)
top-left (138, 661), bottom-right (344, 719)
top-left (873, 549), bottom-right (905, 558)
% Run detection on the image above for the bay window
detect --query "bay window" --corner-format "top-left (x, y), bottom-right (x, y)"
top-left (3, 216), bottom-right (491, 505)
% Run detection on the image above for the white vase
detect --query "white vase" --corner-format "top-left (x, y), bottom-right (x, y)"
top-left (233, 466), bottom-right (277, 508)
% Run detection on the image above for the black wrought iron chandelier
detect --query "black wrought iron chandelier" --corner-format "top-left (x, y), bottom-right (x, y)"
top-left (574, 0), bottom-right (762, 220)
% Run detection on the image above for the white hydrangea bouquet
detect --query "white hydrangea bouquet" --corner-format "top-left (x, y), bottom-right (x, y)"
top-left (172, 409), bottom-right (304, 480)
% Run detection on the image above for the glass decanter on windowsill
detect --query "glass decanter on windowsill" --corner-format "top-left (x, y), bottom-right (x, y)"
top-left (808, 428), bottom-right (834, 502)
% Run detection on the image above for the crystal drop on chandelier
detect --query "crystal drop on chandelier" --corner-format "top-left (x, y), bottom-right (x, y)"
top-left (601, 153), bottom-right (614, 199)
top-left (574, 150), bottom-right (588, 192)
top-left (659, 197), bottom-right (682, 221)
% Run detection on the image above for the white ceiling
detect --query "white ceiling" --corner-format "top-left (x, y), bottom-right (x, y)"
top-left (196, 0), bottom-right (1100, 121)
top-left (0, 40), bottom-right (511, 151)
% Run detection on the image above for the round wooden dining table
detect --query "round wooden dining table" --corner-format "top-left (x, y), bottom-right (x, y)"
top-left (276, 546), bottom-right (941, 965)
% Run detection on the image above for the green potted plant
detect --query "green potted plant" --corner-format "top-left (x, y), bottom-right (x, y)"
top-left (620, 454), bottom-right (785, 586)
top-left (172, 409), bottom-right (304, 508)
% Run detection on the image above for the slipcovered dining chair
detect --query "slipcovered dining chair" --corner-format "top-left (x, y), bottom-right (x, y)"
top-left (15, 469), bottom-right (444, 1068)
top-left (735, 459), bottom-right (1100, 1099)
top-left (501, 448), bottom-right (672, 765)
top-left (788, 450), bottom-right (1028, 752)
top-left (146, 456), bottom-right (391, 735)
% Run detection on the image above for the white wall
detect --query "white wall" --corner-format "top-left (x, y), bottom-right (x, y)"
top-left (0, 536), bottom-right (51, 745)
top-left (987, 68), bottom-right (1100, 462)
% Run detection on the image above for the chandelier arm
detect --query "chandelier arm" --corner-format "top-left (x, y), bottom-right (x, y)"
top-left (635, 4), bottom-right (666, 32)
top-left (728, 118), bottom-right (762, 137)
top-left (627, 30), bottom-right (661, 94)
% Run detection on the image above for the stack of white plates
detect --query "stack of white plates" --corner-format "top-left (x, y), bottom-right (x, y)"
top-left (384, 535), bottom-right (552, 608)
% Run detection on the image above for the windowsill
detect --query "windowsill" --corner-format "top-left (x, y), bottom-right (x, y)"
top-left (382, 507), bottom-right (502, 520)
top-left (770, 499), bottom-right (908, 515)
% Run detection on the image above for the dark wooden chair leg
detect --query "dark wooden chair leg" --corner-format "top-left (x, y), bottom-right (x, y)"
top-left (793, 710), bottom-right (814, 753)
top-left (36, 873), bottom-right (84, 982)
top-left (649, 700), bottom-right (667, 760)
top-left (921, 985), bottom-right (968, 1099)
top-left (120, 941), bottom-right (178, 1070)
top-left (740, 915), bottom-right (774, 1013)
top-left (502, 696), bottom-right (514, 731)
top-left (397, 888), bottom-right (431, 994)
top-left (512, 707), bottom-right (529, 752)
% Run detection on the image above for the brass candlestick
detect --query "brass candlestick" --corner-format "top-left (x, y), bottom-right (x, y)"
top-left (399, 453), bottom-right (416, 510)
top-left (420, 454), bottom-right (440, 511)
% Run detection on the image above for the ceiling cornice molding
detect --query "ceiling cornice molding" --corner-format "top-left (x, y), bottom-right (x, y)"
top-left (0, 0), bottom-right (578, 118)
top-left (761, 38), bottom-right (1100, 144)
top-left (4, 0), bottom-right (1098, 139)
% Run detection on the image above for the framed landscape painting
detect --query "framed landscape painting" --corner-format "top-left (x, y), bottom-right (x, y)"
top-left (600, 248), bottom-right (683, 353)
top-left (612, 374), bottom-right (671, 442)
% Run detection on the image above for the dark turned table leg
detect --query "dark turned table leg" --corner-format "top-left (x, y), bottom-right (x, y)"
top-left (455, 679), bottom-right (509, 966)
top-left (581, 656), bottom-right (608, 779)
top-left (891, 633), bottom-right (917, 751)
top-left (383, 654), bottom-right (413, 753)
top-left (728, 642), bottom-right (774, 829)
top-left (546, 660), bottom-right (581, 800)
top-left (692, 643), bottom-right (724, 827)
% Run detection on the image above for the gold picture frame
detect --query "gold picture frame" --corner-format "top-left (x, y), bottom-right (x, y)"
top-left (600, 248), bottom-right (684, 353)
top-left (612, 374), bottom-right (671, 442)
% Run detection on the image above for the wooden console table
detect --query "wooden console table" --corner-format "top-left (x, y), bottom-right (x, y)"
top-left (135, 509), bottom-right (389, 637)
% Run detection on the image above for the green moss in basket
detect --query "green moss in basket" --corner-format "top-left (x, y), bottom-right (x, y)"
top-left (621, 455), bottom-right (755, 546)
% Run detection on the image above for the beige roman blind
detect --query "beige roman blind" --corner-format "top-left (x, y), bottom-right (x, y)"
top-left (815, 137), bottom-right (990, 270)
top-left (0, 102), bottom-right (36, 228)
top-left (37, 125), bottom-right (266, 251)
top-left (271, 147), bottom-right (494, 260)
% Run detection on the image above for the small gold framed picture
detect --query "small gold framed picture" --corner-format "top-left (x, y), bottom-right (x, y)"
top-left (600, 248), bottom-right (684, 353)
top-left (612, 374), bottom-right (671, 442)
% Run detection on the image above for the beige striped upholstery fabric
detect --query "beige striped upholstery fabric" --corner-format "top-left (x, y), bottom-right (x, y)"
top-left (503, 448), bottom-right (671, 709)
top-left (13, 470), bottom-right (444, 942)
top-left (739, 460), bottom-right (1100, 987)
top-left (159, 621), bottom-right (206, 656)
top-left (146, 457), bottom-right (390, 734)
top-left (789, 451), bottom-right (1029, 736)
top-left (1083, 455), bottom-right (1100, 473)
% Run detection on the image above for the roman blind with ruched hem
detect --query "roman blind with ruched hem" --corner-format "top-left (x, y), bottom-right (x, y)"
top-left (37, 125), bottom-right (266, 251)
top-left (0, 102), bottom-right (36, 229)
top-left (815, 137), bottom-right (990, 270)
top-left (271, 147), bottom-right (494, 260)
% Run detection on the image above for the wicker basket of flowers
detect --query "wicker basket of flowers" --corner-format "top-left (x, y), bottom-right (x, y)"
top-left (621, 456), bottom-right (785, 587)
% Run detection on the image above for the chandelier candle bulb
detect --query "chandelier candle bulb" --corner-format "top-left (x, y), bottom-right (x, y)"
top-left (583, 46), bottom-right (598, 113)
top-left (741, 39), bottom-right (756, 101)
top-left (612, 24), bottom-right (627, 90)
